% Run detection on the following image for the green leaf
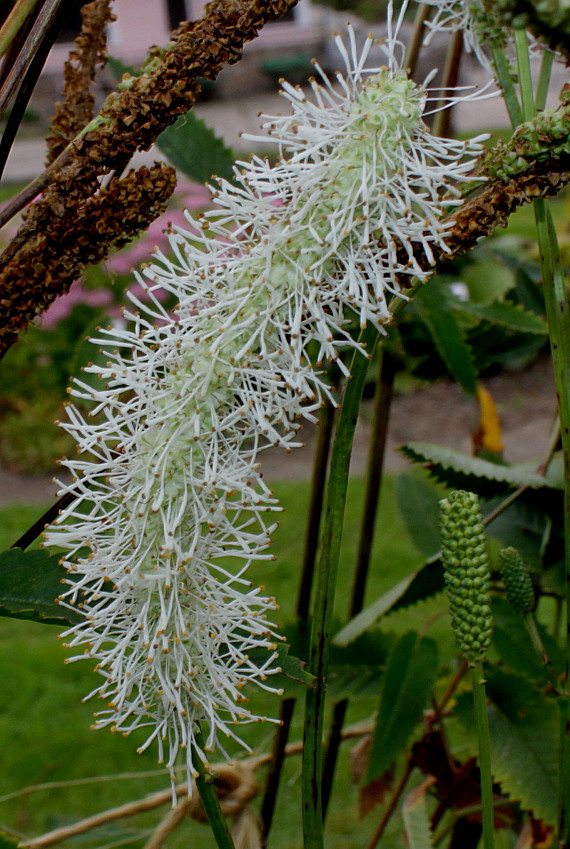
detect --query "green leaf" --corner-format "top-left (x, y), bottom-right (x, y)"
top-left (328, 630), bottom-right (396, 699)
top-left (402, 780), bottom-right (435, 849)
top-left (461, 257), bottom-right (515, 304)
top-left (156, 112), bottom-right (235, 185)
top-left (367, 632), bottom-right (439, 780)
top-left (0, 548), bottom-right (81, 626)
top-left (400, 442), bottom-right (550, 497)
top-left (492, 596), bottom-right (563, 684)
top-left (415, 281), bottom-right (478, 395)
top-left (333, 560), bottom-right (444, 646)
top-left (456, 669), bottom-right (558, 824)
top-left (247, 642), bottom-right (315, 692)
top-left (0, 832), bottom-right (19, 849)
top-left (395, 474), bottom-right (441, 558)
top-left (455, 300), bottom-right (547, 335)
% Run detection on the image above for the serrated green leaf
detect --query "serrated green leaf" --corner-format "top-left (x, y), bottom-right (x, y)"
top-left (395, 474), bottom-right (441, 558)
top-left (485, 497), bottom-right (549, 565)
top-left (415, 281), bottom-right (477, 395)
top-left (492, 596), bottom-right (563, 684)
top-left (156, 112), bottom-right (235, 185)
top-left (401, 443), bottom-right (549, 497)
top-left (456, 300), bottom-right (547, 335)
top-left (402, 780), bottom-right (435, 849)
top-left (367, 632), bottom-right (439, 781)
top-left (456, 669), bottom-right (558, 824)
top-left (0, 548), bottom-right (81, 626)
top-left (333, 560), bottom-right (444, 646)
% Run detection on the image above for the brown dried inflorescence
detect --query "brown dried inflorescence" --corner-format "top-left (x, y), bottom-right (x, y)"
top-left (0, 0), bottom-right (299, 356)
top-left (46, 0), bottom-right (115, 165)
top-left (0, 164), bottom-right (177, 348)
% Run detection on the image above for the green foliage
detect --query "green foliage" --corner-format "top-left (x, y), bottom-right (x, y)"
top-left (492, 596), bottom-right (563, 683)
top-left (156, 112), bottom-right (235, 185)
top-left (457, 669), bottom-right (559, 825)
top-left (395, 474), bottom-right (442, 559)
top-left (402, 782), bottom-right (435, 849)
top-left (0, 548), bottom-right (80, 626)
top-left (415, 279), bottom-right (478, 395)
top-left (367, 631), bottom-right (439, 780)
top-left (400, 442), bottom-right (551, 496)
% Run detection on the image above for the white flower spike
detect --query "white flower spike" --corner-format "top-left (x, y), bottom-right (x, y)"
top-left (46, 1), bottom-right (488, 786)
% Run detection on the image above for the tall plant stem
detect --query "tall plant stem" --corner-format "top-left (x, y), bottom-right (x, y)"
top-left (490, 44), bottom-right (522, 128)
top-left (404, 2), bottom-right (432, 75)
top-left (513, 30), bottom-right (570, 847)
top-left (321, 347), bottom-right (397, 815)
top-left (472, 662), bottom-right (495, 849)
top-left (0, 0), bottom-right (37, 60)
top-left (193, 728), bottom-right (236, 849)
top-left (260, 401), bottom-right (336, 842)
top-left (432, 30), bottom-right (463, 138)
top-left (302, 324), bottom-right (378, 849)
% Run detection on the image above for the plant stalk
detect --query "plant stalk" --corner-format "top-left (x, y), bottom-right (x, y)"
top-left (471, 661), bottom-right (495, 849)
top-left (193, 728), bottom-right (236, 849)
top-left (261, 400), bottom-right (336, 842)
top-left (302, 323), bottom-right (378, 849)
top-left (321, 347), bottom-right (397, 815)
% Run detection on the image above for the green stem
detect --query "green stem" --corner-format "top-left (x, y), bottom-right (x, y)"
top-left (524, 614), bottom-right (562, 693)
top-left (515, 29), bottom-right (535, 120)
top-left (490, 44), bottom-right (523, 128)
top-left (261, 401), bottom-right (335, 842)
top-left (514, 30), bottom-right (570, 848)
top-left (321, 349), bottom-right (397, 816)
top-left (536, 48), bottom-right (554, 111)
top-left (0, 0), bottom-right (37, 60)
top-left (193, 729), bottom-right (236, 849)
top-left (302, 324), bottom-right (378, 849)
top-left (471, 661), bottom-right (495, 849)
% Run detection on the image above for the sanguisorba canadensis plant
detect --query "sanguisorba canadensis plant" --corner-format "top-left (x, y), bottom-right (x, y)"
top-left (44, 2), bottom-right (491, 786)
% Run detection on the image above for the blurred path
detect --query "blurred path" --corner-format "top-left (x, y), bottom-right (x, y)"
top-left (0, 355), bottom-right (557, 506)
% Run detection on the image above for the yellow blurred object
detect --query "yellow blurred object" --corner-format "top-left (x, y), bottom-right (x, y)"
top-left (473, 384), bottom-right (504, 455)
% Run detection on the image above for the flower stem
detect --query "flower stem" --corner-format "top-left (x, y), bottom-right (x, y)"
top-left (471, 661), bottom-right (495, 849)
top-left (302, 323), bottom-right (378, 849)
top-left (193, 731), bottom-right (236, 849)
top-left (514, 30), bottom-right (570, 848)
top-left (536, 48), bottom-right (554, 111)
top-left (261, 401), bottom-right (335, 841)
top-left (0, 0), bottom-right (37, 60)
top-left (490, 44), bottom-right (522, 128)
top-left (535, 197), bottom-right (570, 847)
top-left (321, 348), bottom-right (397, 815)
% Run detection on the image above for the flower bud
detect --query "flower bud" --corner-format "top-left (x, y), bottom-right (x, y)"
top-left (498, 546), bottom-right (535, 615)
top-left (440, 490), bottom-right (493, 664)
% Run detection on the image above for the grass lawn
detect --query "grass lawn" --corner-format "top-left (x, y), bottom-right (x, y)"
top-left (0, 473), bottom-right (447, 849)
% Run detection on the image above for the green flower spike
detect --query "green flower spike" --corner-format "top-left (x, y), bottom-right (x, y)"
top-left (498, 546), bottom-right (535, 615)
top-left (440, 490), bottom-right (493, 665)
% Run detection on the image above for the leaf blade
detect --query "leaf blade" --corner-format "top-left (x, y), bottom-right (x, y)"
top-left (367, 631), bottom-right (439, 780)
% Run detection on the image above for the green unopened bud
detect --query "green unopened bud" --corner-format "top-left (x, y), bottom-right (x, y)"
top-left (440, 490), bottom-right (493, 664)
top-left (498, 547), bottom-right (535, 615)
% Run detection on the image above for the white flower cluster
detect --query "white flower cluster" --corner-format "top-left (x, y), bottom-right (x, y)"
top-left (46, 8), bottom-right (487, 783)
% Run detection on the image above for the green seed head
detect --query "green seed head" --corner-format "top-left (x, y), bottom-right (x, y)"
top-left (498, 546), bottom-right (535, 616)
top-left (440, 490), bottom-right (493, 664)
